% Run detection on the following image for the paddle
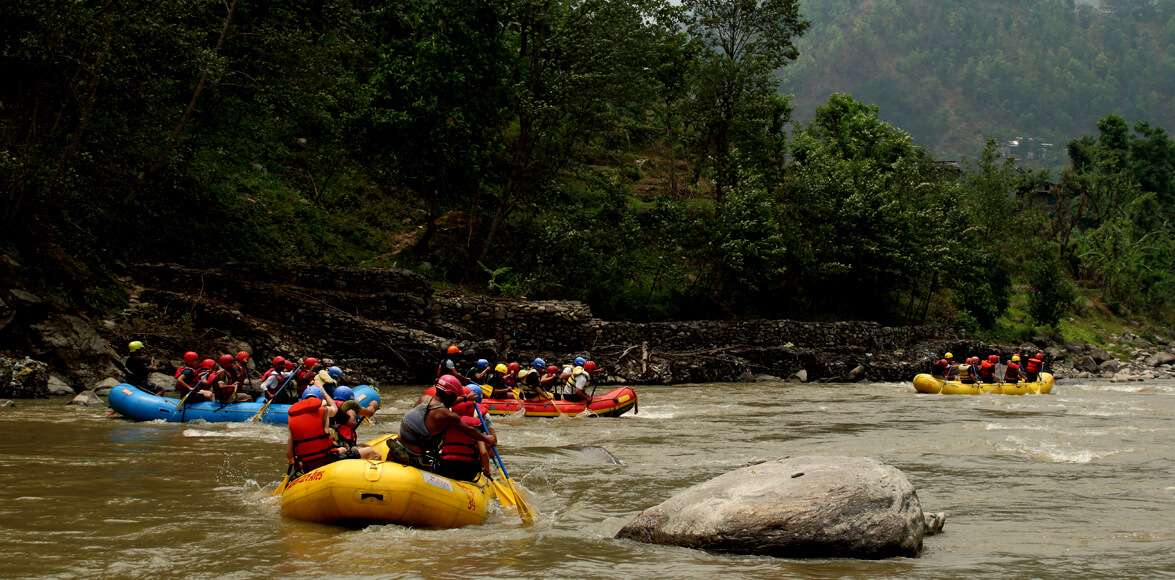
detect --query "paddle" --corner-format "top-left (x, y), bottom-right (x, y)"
top-left (250, 364), bottom-right (303, 423)
top-left (272, 463), bottom-right (294, 496)
top-left (542, 390), bottom-right (567, 418)
top-left (473, 404), bottom-right (535, 526)
top-left (176, 367), bottom-right (218, 422)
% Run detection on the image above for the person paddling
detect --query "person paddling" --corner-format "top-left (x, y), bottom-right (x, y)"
top-left (1004, 354), bottom-right (1023, 383)
top-left (437, 345), bottom-right (470, 385)
top-left (487, 363), bottom-right (511, 399)
top-left (328, 386), bottom-right (381, 461)
top-left (286, 386), bottom-right (343, 476)
top-left (176, 352), bottom-right (213, 403)
top-left (564, 358), bottom-right (594, 402)
top-left (121, 341), bottom-right (163, 394)
top-left (932, 353), bottom-right (953, 379)
top-left (978, 355), bottom-right (998, 384)
top-left (1025, 352), bottom-right (1044, 382)
top-left (466, 359), bottom-right (491, 384)
top-left (388, 375), bottom-right (496, 474)
top-left (435, 387), bottom-right (493, 482)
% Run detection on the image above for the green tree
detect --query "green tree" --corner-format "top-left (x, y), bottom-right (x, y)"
top-left (683, 0), bottom-right (808, 203)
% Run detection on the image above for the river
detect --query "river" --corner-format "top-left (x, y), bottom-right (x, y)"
top-left (1, 380), bottom-right (1172, 578)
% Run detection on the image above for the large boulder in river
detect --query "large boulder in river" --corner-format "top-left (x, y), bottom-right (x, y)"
top-left (1146, 352), bottom-right (1175, 367)
top-left (0, 356), bottom-right (49, 398)
top-left (616, 456), bottom-right (927, 559)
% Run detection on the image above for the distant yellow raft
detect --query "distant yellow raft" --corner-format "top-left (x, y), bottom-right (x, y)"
top-left (280, 434), bottom-right (493, 527)
top-left (912, 372), bottom-right (1055, 395)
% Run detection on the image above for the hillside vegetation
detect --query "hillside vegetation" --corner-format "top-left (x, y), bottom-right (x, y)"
top-left (1, 0), bottom-right (1172, 343)
top-left (784, 0), bottom-right (1175, 163)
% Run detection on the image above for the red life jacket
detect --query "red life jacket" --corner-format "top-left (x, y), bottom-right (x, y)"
top-left (1026, 357), bottom-right (1042, 373)
top-left (199, 370), bottom-right (220, 389)
top-left (978, 360), bottom-right (994, 378)
top-left (1004, 363), bottom-right (1022, 381)
top-left (294, 369), bottom-right (315, 395)
top-left (174, 366), bottom-right (198, 392)
top-left (288, 398), bottom-right (336, 470)
top-left (333, 400), bottom-right (357, 446)
top-left (439, 402), bottom-right (482, 463)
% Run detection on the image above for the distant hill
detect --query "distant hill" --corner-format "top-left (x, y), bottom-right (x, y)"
top-left (782, 0), bottom-right (1175, 165)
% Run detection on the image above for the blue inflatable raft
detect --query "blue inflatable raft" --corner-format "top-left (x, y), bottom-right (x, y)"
top-left (107, 384), bottom-right (380, 425)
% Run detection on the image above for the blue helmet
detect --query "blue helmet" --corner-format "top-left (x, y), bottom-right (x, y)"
top-left (301, 386), bottom-right (324, 400)
top-left (465, 384), bottom-right (483, 402)
top-left (333, 386), bottom-right (354, 401)
top-left (476, 358), bottom-right (489, 369)
top-left (327, 366), bottom-right (343, 380)
top-left (574, 356), bottom-right (586, 366)
top-left (532, 358), bottom-right (545, 369)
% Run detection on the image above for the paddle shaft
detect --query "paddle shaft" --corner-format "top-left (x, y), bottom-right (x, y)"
top-left (251, 364), bottom-right (303, 422)
top-left (474, 404), bottom-right (511, 479)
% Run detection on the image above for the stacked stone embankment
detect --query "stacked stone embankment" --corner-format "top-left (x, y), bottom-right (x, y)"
top-left (2, 261), bottom-right (1171, 395)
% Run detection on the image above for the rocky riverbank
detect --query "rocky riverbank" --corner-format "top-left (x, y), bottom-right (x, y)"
top-left (1, 261), bottom-right (1173, 397)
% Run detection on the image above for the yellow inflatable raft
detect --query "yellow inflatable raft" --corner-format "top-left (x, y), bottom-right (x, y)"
top-left (912, 372), bottom-right (1055, 395)
top-left (280, 434), bottom-right (493, 527)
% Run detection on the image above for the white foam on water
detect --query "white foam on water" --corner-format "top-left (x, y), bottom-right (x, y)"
top-left (633, 409), bottom-right (675, 419)
top-left (181, 426), bottom-right (286, 443)
top-left (985, 422), bottom-right (1053, 432)
top-left (13, 496), bottom-right (43, 501)
top-left (998, 435), bottom-right (1127, 464)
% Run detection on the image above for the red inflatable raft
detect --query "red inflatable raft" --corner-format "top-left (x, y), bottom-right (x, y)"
top-left (422, 385), bottom-right (638, 417)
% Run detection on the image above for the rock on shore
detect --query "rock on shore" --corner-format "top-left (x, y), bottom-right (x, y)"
top-left (0, 356), bottom-right (49, 398)
top-left (616, 456), bottom-right (929, 559)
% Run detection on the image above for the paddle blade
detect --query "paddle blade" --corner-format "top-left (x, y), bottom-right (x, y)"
top-left (507, 477), bottom-right (536, 526)
top-left (490, 477), bottom-right (516, 509)
top-left (272, 475), bottom-right (289, 497)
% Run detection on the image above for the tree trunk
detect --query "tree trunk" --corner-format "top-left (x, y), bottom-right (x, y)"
top-left (57, 0), bottom-right (116, 177)
top-left (169, 0), bottom-right (238, 143)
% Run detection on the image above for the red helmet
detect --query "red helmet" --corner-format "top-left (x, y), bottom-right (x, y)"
top-left (507, 362), bottom-right (521, 373)
top-left (272, 356), bottom-right (285, 367)
top-left (303, 357), bottom-right (319, 368)
top-left (218, 354), bottom-right (234, 366)
top-left (183, 351), bottom-right (199, 363)
top-left (546, 365), bottom-right (559, 374)
top-left (584, 361), bottom-right (598, 372)
top-left (200, 358), bottom-right (216, 369)
top-left (283, 360), bottom-right (295, 371)
top-left (435, 374), bottom-right (463, 396)
top-left (988, 355), bottom-right (999, 363)
top-left (447, 345), bottom-right (461, 355)
top-left (236, 350), bottom-right (249, 361)
top-left (1035, 352), bottom-right (1044, 359)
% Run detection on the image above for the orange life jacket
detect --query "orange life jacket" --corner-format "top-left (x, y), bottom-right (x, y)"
top-left (1026, 357), bottom-right (1042, 373)
top-left (288, 398), bottom-right (335, 470)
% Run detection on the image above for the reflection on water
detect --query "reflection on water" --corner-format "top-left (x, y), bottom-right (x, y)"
top-left (1, 379), bottom-right (1174, 578)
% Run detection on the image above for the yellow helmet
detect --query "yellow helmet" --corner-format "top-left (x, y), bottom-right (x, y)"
top-left (495, 363), bottom-right (508, 374)
top-left (944, 352), bottom-right (953, 359)
top-left (128, 341), bottom-right (144, 352)
top-left (1012, 355), bottom-right (1021, 362)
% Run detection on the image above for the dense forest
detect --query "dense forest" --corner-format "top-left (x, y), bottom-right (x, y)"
top-left (784, 0), bottom-right (1175, 163)
top-left (2, 0), bottom-right (1173, 339)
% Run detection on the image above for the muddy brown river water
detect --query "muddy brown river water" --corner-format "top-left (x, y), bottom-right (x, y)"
top-left (0, 380), bottom-right (1173, 578)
